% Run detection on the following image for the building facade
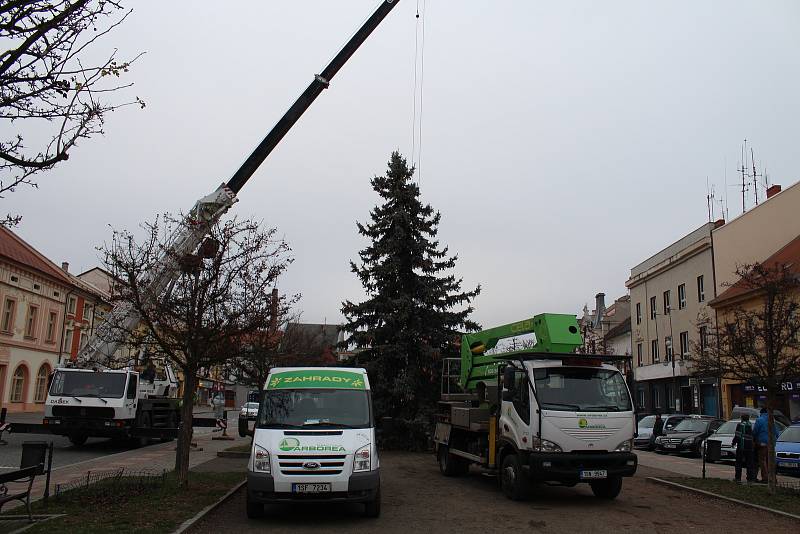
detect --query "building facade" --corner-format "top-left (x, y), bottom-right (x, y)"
top-left (0, 227), bottom-right (72, 412)
top-left (626, 222), bottom-right (720, 416)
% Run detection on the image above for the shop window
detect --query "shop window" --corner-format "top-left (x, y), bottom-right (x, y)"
top-left (11, 365), bottom-right (27, 403)
top-left (34, 364), bottom-right (50, 402)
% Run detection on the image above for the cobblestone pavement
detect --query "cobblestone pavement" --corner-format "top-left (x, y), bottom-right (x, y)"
top-left (188, 451), bottom-right (799, 533)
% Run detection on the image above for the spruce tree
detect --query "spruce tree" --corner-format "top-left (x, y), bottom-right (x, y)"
top-left (341, 151), bottom-right (480, 426)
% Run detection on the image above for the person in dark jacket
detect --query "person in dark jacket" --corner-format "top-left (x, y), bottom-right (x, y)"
top-left (732, 414), bottom-right (756, 483)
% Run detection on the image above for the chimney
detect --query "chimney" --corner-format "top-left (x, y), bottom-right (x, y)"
top-left (593, 293), bottom-right (606, 328)
top-left (61, 261), bottom-right (69, 273)
top-left (766, 184), bottom-right (782, 199)
top-left (269, 288), bottom-right (279, 333)
top-left (713, 218), bottom-right (725, 229)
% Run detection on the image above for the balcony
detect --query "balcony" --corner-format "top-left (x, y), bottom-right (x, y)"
top-left (634, 358), bottom-right (692, 381)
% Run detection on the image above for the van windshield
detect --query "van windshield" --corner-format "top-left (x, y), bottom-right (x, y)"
top-left (49, 370), bottom-right (127, 399)
top-left (257, 389), bottom-right (372, 429)
top-left (533, 367), bottom-right (632, 412)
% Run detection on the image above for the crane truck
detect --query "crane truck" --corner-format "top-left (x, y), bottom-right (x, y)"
top-left (36, 0), bottom-right (401, 446)
top-left (434, 314), bottom-right (637, 500)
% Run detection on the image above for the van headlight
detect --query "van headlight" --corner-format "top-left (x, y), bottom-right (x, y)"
top-left (353, 445), bottom-right (371, 472)
top-left (614, 440), bottom-right (633, 452)
top-left (253, 444), bottom-right (271, 474)
top-left (532, 437), bottom-right (562, 453)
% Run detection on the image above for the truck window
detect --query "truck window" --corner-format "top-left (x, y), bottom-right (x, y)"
top-left (511, 369), bottom-right (530, 425)
top-left (532, 367), bottom-right (632, 412)
top-left (49, 370), bottom-right (127, 399)
top-left (257, 388), bottom-right (372, 429)
top-left (126, 375), bottom-right (138, 399)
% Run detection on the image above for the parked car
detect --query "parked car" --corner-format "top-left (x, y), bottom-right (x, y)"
top-left (775, 424), bottom-right (800, 475)
top-left (635, 414), bottom-right (689, 450)
top-left (702, 418), bottom-right (787, 461)
top-left (731, 406), bottom-right (791, 427)
top-left (239, 401), bottom-right (259, 421)
top-left (654, 416), bottom-right (724, 456)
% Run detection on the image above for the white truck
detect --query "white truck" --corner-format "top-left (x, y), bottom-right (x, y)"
top-left (435, 314), bottom-right (637, 500)
top-left (244, 367), bottom-right (380, 518)
top-left (43, 365), bottom-right (180, 446)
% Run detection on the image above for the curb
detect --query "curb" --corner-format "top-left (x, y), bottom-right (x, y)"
top-left (216, 451), bottom-right (250, 458)
top-left (647, 477), bottom-right (800, 522)
top-left (173, 479), bottom-right (246, 534)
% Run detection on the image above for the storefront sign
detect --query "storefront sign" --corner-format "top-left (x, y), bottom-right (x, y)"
top-left (743, 379), bottom-right (800, 393)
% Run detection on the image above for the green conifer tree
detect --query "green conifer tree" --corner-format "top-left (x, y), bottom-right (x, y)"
top-left (341, 152), bottom-right (480, 425)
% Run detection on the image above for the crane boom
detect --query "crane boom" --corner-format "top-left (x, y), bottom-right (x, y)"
top-left (75, 0), bottom-right (401, 367)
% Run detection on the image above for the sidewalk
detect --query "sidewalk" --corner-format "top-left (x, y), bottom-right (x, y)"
top-left (7, 429), bottom-right (249, 511)
top-left (636, 450), bottom-right (798, 485)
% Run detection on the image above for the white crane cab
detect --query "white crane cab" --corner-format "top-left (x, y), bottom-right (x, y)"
top-left (245, 367), bottom-right (380, 518)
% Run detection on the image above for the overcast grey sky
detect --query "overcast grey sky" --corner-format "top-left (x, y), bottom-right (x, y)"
top-left (8, 0), bottom-right (800, 327)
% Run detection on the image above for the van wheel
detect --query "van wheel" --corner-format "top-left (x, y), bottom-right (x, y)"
top-left (590, 476), bottom-right (622, 499)
top-left (364, 488), bottom-right (381, 518)
top-left (437, 446), bottom-right (469, 476)
top-left (500, 454), bottom-right (530, 501)
top-left (69, 434), bottom-right (88, 447)
top-left (246, 495), bottom-right (264, 519)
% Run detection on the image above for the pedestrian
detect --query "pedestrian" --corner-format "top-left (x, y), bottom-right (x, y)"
top-left (752, 407), bottom-right (779, 483)
top-left (650, 412), bottom-right (664, 449)
top-left (732, 413), bottom-right (755, 483)
top-left (213, 393), bottom-right (228, 436)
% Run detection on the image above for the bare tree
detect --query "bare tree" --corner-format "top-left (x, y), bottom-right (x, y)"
top-left (101, 214), bottom-right (292, 488)
top-left (1, 0), bottom-right (144, 226)
top-left (687, 263), bottom-right (800, 494)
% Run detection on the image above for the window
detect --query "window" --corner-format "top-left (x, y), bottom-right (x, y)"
top-left (653, 387), bottom-right (662, 409)
top-left (678, 283), bottom-right (686, 309)
top-left (636, 343), bottom-right (643, 366)
top-left (699, 325), bottom-right (708, 352)
top-left (637, 388), bottom-right (646, 409)
top-left (650, 296), bottom-right (657, 320)
top-left (697, 275), bottom-right (705, 302)
top-left (64, 329), bottom-right (74, 354)
top-left (82, 302), bottom-right (91, 320)
top-left (126, 375), bottom-right (138, 399)
top-left (24, 305), bottom-right (38, 338)
top-left (679, 331), bottom-right (689, 357)
top-left (635, 303), bottom-right (642, 325)
top-left (67, 296), bottom-right (77, 315)
top-left (45, 311), bottom-right (58, 343)
top-left (10, 275), bottom-right (18, 283)
top-left (53, 291), bottom-right (60, 298)
top-left (663, 290), bottom-right (671, 315)
top-left (510, 368), bottom-right (530, 424)
top-left (33, 283), bottom-right (40, 291)
top-left (10, 365), bottom-right (27, 403)
top-left (34, 364), bottom-right (50, 402)
top-left (651, 339), bottom-right (659, 362)
top-left (666, 386), bottom-right (674, 412)
top-left (665, 336), bottom-right (673, 361)
top-left (1, 298), bottom-right (15, 332)
top-left (79, 331), bottom-right (88, 350)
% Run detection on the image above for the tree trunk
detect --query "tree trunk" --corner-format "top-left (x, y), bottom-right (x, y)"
top-left (175, 370), bottom-right (196, 489)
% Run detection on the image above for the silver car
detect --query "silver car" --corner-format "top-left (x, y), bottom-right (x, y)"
top-left (703, 418), bottom-right (787, 461)
top-left (239, 401), bottom-right (259, 420)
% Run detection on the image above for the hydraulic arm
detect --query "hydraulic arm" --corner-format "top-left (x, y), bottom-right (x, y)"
top-left (459, 313), bottom-right (583, 391)
top-left (76, 0), bottom-right (401, 367)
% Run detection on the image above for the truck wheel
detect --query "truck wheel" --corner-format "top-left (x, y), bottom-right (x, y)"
top-left (437, 446), bottom-right (469, 476)
top-left (69, 434), bottom-right (88, 447)
top-left (590, 476), bottom-right (622, 499)
top-left (363, 488), bottom-right (381, 518)
top-left (161, 411), bottom-right (177, 443)
top-left (500, 454), bottom-right (530, 501)
top-left (246, 495), bottom-right (264, 519)
top-left (132, 412), bottom-right (151, 448)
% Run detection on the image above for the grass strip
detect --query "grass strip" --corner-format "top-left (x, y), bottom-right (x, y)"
top-left (4, 471), bottom-right (244, 534)
top-left (661, 477), bottom-right (800, 517)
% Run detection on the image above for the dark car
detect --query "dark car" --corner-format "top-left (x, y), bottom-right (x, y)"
top-left (654, 416), bottom-right (724, 456)
top-left (634, 414), bottom-right (689, 450)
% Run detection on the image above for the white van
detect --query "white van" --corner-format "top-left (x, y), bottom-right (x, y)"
top-left (245, 367), bottom-right (380, 518)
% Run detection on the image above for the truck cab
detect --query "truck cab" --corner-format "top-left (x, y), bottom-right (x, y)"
top-left (497, 356), bottom-right (637, 499)
top-left (246, 367), bottom-right (380, 518)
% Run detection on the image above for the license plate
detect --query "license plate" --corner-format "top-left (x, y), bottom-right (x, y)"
top-left (580, 469), bottom-right (607, 480)
top-left (782, 462), bottom-right (799, 469)
top-left (292, 483), bottom-right (331, 493)
top-left (664, 444), bottom-right (676, 449)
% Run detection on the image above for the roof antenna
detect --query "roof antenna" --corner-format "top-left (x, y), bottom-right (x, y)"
top-left (739, 139), bottom-right (749, 214)
top-left (750, 146), bottom-right (762, 206)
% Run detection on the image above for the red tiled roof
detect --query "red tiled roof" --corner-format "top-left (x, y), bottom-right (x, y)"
top-left (712, 234), bottom-right (800, 305)
top-left (0, 226), bottom-right (73, 284)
